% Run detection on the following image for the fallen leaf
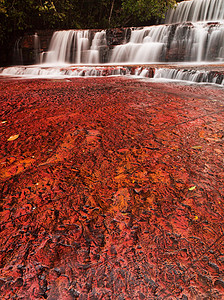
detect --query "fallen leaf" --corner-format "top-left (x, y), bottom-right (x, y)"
top-left (189, 186), bottom-right (196, 191)
top-left (7, 134), bottom-right (20, 141)
top-left (199, 130), bottom-right (205, 138)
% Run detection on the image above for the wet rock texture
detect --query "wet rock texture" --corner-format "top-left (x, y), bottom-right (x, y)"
top-left (0, 77), bottom-right (224, 299)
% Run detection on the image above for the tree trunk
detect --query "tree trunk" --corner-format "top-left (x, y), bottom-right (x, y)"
top-left (109, 0), bottom-right (115, 25)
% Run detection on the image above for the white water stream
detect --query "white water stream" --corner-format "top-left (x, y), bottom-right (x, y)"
top-left (166, 0), bottom-right (224, 23)
top-left (1, 0), bottom-right (224, 85)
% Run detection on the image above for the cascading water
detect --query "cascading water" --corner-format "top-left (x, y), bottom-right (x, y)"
top-left (1, 0), bottom-right (224, 84)
top-left (45, 30), bottom-right (88, 63)
top-left (34, 33), bottom-right (40, 64)
top-left (13, 37), bottom-right (23, 65)
top-left (44, 30), bottom-right (106, 64)
top-left (154, 68), bottom-right (224, 85)
top-left (109, 26), bottom-right (168, 63)
top-left (109, 23), bottom-right (224, 63)
top-left (88, 31), bottom-right (107, 63)
top-left (109, 0), bottom-right (224, 63)
top-left (34, 0), bottom-right (224, 65)
top-left (166, 0), bottom-right (224, 24)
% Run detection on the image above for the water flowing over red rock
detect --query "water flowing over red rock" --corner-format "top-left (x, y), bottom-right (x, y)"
top-left (0, 77), bottom-right (224, 299)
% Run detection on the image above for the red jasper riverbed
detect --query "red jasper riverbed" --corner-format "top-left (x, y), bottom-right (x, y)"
top-left (0, 77), bottom-right (224, 299)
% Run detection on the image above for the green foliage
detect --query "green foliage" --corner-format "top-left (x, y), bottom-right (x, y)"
top-left (0, 0), bottom-right (178, 34)
top-left (0, 0), bottom-right (7, 15)
top-left (121, 0), bottom-right (176, 22)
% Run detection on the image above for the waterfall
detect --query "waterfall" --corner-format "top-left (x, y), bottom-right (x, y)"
top-left (109, 0), bottom-right (224, 63)
top-left (29, 0), bottom-right (224, 65)
top-left (166, 0), bottom-right (224, 24)
top-left (154, 68), bottom-right (224, 85)
top-left (110, 22), bottom-right (224, 63)
top-left (2, 0), bottom-right (224, 82)
top-left (44, 30), bottom-right (88, 63)
top-left (44, 30), bottom-right (106, 64)
top-left (13, 37), bottom-right (23, 65)
top-left (88, 31), bottom-right (107, 63)
top-left (34, 33), bottom-right (40, 64)
top-left (110, 26), bottom-right (168, 63)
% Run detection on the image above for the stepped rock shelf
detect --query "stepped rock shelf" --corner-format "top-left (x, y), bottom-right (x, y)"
top-left (2, 64), bottom-right (224, 86)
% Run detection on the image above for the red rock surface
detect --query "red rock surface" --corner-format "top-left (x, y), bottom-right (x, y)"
top-left (0, 77), bottom-right (224, 299)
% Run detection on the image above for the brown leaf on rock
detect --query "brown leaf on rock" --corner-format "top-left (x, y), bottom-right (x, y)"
top-left (7, 134), bottom-right (19, 141)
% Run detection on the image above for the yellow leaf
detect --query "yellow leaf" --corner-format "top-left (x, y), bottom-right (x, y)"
top-left (191, 146), bottom-right (202, 149)
top-left (189, 186), bottom-right (196, 191)
top-left (7, 134), bottom-right (19, 141)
